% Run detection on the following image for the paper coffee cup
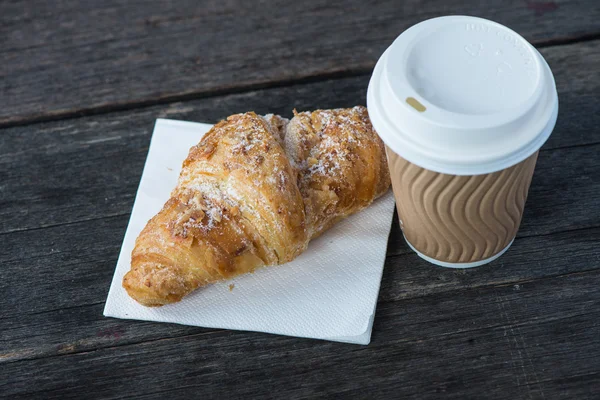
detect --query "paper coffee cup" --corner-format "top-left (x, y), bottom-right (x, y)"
top-left (367, 16), bottom-right (558, 267)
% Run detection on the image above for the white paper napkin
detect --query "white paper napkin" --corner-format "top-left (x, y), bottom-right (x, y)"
top-left (104, 118), bottom-right (395, 345)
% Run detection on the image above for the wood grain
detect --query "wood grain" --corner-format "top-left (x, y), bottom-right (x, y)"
top-left (1, 16), bottom-right (599, 397)
top-left (1, 40), bottom-right (599, 236)
top-left (2, 226), bottom-right (599, 365)
top-left (2, 141), bottom-right (597, 319)
top-left (0, 40), bottom-right (598, 323)
top-left (2, 269), bottom-right (600, 399)
top-left (1, 0), bottom-right (599, 126)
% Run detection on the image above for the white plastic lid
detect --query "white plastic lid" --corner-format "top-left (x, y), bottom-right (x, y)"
top-left (367, 16), bottom-right (558, 175)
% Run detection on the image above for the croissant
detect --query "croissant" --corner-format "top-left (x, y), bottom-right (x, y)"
top-left (123, 106), bottom-right (390, 306)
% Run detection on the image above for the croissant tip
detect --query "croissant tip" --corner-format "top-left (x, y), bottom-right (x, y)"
top-left (123, 264), bottom-right (191, 307)
top-left (122, 281), bottom-right (176, 307)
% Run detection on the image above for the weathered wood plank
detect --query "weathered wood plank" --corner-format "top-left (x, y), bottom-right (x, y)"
top-left (1, 40), bottom-right (599, 236)
top-left (2, 215), bottom-right (127, 319)
top-left (2, 269), bottom-right (600, 399)
top-left (2, 224), bottom-right (599, 364)
top-left (2, 137), bottom-right (599, 263)
top-left (381, 226), bottom-right (600, 302)
top-left (1, 0), bottom-right (599, 126)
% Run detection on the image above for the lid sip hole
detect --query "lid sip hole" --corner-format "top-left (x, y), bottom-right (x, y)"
top-left (406, 97), bottom-right (426, 112)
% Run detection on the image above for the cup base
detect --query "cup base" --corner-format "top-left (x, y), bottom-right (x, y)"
top-left (403, 235), bottom-right (514, 268)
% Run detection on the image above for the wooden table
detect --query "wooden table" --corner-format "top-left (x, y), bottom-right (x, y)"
top-left (2, 1), bottom-right (599, 398)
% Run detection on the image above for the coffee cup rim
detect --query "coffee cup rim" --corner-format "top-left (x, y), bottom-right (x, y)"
top-left (367, 16), bottom-right (558, 175)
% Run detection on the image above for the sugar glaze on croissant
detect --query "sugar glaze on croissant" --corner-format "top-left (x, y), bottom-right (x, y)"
top-left (123, 106), bottom-right (390, 306)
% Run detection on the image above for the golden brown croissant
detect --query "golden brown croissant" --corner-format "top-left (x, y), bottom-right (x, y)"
top-left (123, 106), bottom-right (390, 306)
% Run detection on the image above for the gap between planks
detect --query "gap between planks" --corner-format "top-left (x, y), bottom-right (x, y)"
top-left (2, 140), bottom-right (599, 238)
top-left (388, 225), bottom-right (600, 257)
top-left (3, 239), bottom-right (599, 321)
top-left (2, 258), bottom-right (600, 365)
top-left (0, 34), bottom-right (598, 131)
top-left (0, 212), bottom-right (130, 237)
top-left (3, 300), bottom-right (597, 366)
